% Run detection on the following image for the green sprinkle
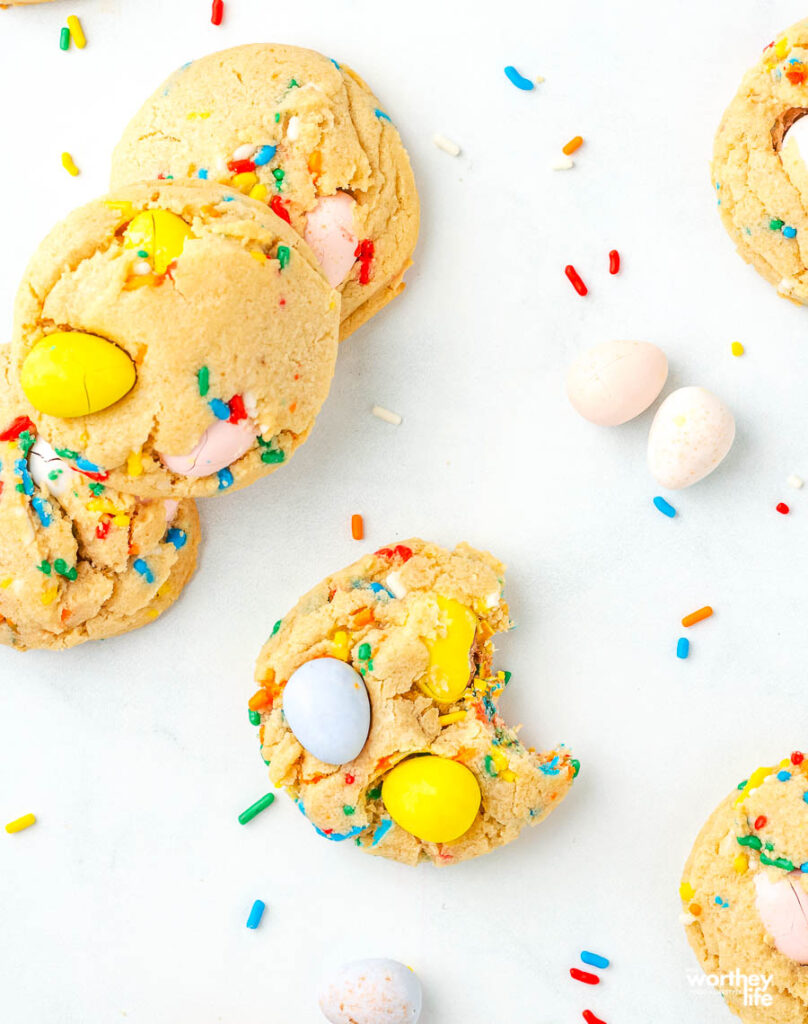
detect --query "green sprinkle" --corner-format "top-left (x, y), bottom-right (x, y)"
top-left (53, 558), bottom-right (77, 581)
top-left (737, 834), bottom-right (763, 850)
top-left (88, 482), bottom-right (105, 496)
top-left (760, 853), bottom-right (795, 871)
top-left (770, 218), bottom-right (785, 230)
top-left (366, 660), bottom-right (374, 672)
top-left (343, 805), bottom-right (355, 816)
top-left (238, 792), bottom-right (275, 825)
top-left (502, 670), bottom-right (512, 685)
top-left (274, 112), bottom-right (281, 123)
top-left (765, 841), bottom-right (774, 851)
top-left (261, 448), bottom-right (285, 464)
top-left (47, 470), bottom-right (61, 482)
top-left (737, 780), bottom-right (748, 791)
top-left (18, 431), bottom-right (35, 454)
top-left (484, 755), bottom-right (498, 778)
top-left (248, 709), bottom-right (261, 726)
top-left (288, 78), bottom-right (299, 89)
top-left (271, 619), bottom-right (282, 636)
top-left (37, 560), bottom-right (52, 576)
top-left (272, 167), bottom-right (285, 192)
top-left (55, 447), bottom-right (79, 460)
top-left (137, 250), bottom-right (149, 259)
top-left (277, 245), bottom-right (290, 270)
top-left (197, 366), bottom-right (210, 397)
top-left (358, 643), bottom-right (371, 660)
top-left (367, 787), bottom-right (381, 800)
top-left (59, 26), bottom-right (70, 50)
top-left (571, 758), bottom-right (581, 778)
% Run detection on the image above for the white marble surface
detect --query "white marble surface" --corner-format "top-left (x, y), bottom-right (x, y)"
top-left (1, 0), bottom-right (807, 1021)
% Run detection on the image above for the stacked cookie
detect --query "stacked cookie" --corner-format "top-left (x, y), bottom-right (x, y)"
top-left (0, 44), bottom-right (419, 649)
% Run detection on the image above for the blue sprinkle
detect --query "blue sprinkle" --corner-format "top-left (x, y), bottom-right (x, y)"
top-left (75, 456), bottom-right (103, 473)
top-left (539, 756), bottom-right (561, 776)
top-left (209, 398), bottom-right (230, 420)
top-left (253, 145), bottom-right (276, 167)
top-left (369, 581), bottom-right (394, 598)
top-left (803, 791), bottom-right (808, 804)
top-left (246, 900), bottom-right (265, 929)
top-left (133, 559), bottom-right (155, 584)
top-left (374, 108), bottom-right (391, 121)
top-left (222, 196), bottom-right (235, 202)
top-left (330, 58), bottom-right (341, 69)
top-left (296, 801), bottom-right (364, 842)
top-left (677, 637), bottom-right (690, 659)
top-left (14, 459), bottom-right (33, 495)
top-left (197, 168), bottom-right (208, 179)
top-left (31, 496), bottom-right (52, 527)
top-left (778, 770), bottom-right (792, 781)
top-left (783, 225), bottom-right (798, 238)
top-left (714, 896), bottom-right (729, 908)
top-left (371, 819), bottom-right (394, 847)
top-left (801, 862), bottom-right (808, 872)
top-left (653, 496), bottom-right (676, 518)
top-left (165, 528), bottom-right (187, 549)
top-left (503, 65), bottom-right (535, 91)
top-left (217, 468), bottom-right (234, 491)
top-left (580, 951), bottom-right (610, 970)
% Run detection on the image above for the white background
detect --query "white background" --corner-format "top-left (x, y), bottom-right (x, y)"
top-left (1, 0), bottom-right (807, 1021)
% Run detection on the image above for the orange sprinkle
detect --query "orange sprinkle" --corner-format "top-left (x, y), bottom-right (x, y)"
top-left (258, 724), bottom-right (265, 744)
top-left (308, 149), bottom-right (322, 176)
top-left (60, 607), bottom-right (71, 623)
top-left (351, 514), bottom-right (364, 540)
top-left (352, 607), bottom-right (374, 627)
top-left (689, 902), bottom-right (702, 917)
top-left (248, 689), bottom-right (273, 712)
top-left (562, 135), bottom-right (583, 155)
top-left (681, 606), bottom-right (713, 627)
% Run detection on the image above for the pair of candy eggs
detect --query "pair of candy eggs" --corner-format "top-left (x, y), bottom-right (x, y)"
top-left (19, 210), bottom-right (192, 420)
top-left (279, 597), bottom-right (483, 845)
top-left (566, 340), bottom-right (735, 489)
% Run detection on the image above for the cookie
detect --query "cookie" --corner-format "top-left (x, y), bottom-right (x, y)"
top-left (0, 353), bottom-right (200, 651)
top-left (250, 539), bottom-right (577, 867)
top-left (8, 178), bottom-right (339, 498)
top-left (110, 44), bottom-right (420, 340)
top-left (713, 18), bottom-right (808, 303)
top-left (681, 753), bottom-right (808, 1024)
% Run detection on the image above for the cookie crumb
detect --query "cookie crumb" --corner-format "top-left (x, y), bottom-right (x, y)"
top-left (788, 473), bottom-right (804, 489)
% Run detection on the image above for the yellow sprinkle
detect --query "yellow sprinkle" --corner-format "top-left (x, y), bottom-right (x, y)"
top-left (156, 583), bottom-right (170, 598)
top-left (489, 748), bottom-right (509, 773)
top-left (61, 152), bottom-right (80, 177)
top-left (250, 251), bottom-right (266, 264)
top-left (679, 882), bottom-right (695, 902)
top-left (127, 450), bottom-right (143, 477)
top-left (500, 770), bottom-right (517, 783)
top-left (104, 200), bottom-right (135, 217)
top-left (0, 577), bottom-right (12, 589)
top-left (231, 171), bottom-right (258, 193)
top-left (735, 765), bottom-right (777, 805)
top-left (775, 36), bottom-right (790, 58)
top-left (111, 514), bottom-right (130, 528)
top-left (5, 813), bottom-right (36, 834)
top-left (731, 341), bottom-right (744, 357)
top-left (66, 15), bottom-right (86, 49)
top-left (87, 497), bottom-right (118, 515)
top-left (186, 111), bottom-right (211, 120)
top-left (147, 608), bottom-right (159, 620)
top-left (437, 710), bottom-right (467, 725)
top-left (733, 854), bottom-right (749, 875)
top-left (249, 183), bottom-right (269, 201)
top-left (331, 630), bottom-right (350, 661)
top-left (40, 585), bottom-right (58, 606)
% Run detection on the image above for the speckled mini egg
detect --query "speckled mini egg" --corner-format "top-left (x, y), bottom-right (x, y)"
top-left (282, 657), bottom-right (371, 765)
top-left (318, 958), bottom-right (422, 1024)
top-left (566, 340), bottom-right (668, 426)
top-left (647, 386), bottom-right (735, 489)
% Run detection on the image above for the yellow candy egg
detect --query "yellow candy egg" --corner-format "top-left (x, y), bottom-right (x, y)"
top-left (20, 332), bottom-right (136, 418)
top-left (420, 595), bottom-right (477, 703)
top-left (124, 209), bottom-right (193, 275)
top-left (381, 755), bottom-right (481, 843)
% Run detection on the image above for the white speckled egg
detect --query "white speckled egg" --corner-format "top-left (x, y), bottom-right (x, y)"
top-left (318, 959), bottom-right (422, 1024)
top-left (648, 386), bottom-right (735, 489)
top-left (566, 340), bottom-right (668, 426)
top-left (283, 657), bottom-right (370, 765)
top-left (28, 438), bottom-right (73, 497)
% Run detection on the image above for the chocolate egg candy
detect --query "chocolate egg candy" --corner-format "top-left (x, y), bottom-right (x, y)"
top-left (283, 657), bottom-right (371, 765)
top-left (319, 958), bottom-right (422, 1024)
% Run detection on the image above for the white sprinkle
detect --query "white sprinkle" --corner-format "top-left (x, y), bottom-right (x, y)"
top-left (679, 913), bottom-right (696, 925)
top-left (232, 143), bottom-right (257, 161)
top-left (788, 473), bottom-right (804, 489)
top-left (286, 116), bottom-right (301, 142)
top-left (372, 404), bottom-right (402, 426)
top-left (484, 589), bottom-right (501, 610)
top-left (133, 260), bottom-right (152, 276)
top-left (551, 156), bottom-right (575, 171)
top-left (433, 133), bottom-right (461, 157)
top-left (778, 276), bottom-right (799, 297)
top-left (385, 571), bottom-right (407, 599)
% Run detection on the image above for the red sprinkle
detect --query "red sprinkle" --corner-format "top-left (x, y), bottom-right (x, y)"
top-left (570, 968), bottom-right (600, 986)
top-left (227, 159), bottom-right (255, 174)
top-left (75, 468), bottom-right (109, 483)
top-left (565, 264), bottom-right (588, 296)
top-left (583, 1013), bottom-right (607, 1024)
top-left (211, 0), bottom-right (224, 25)
top-left (755, 815), bottom-right (768, 830)
top-left (792, 751), bottom-right (805, 765)
top-left (344, 773), bottom-right (355, 784)
top-left (777, 502), bottom-right (790, 515)
top-left (355, 239), bottom-right (375, 285)
top-left (228, 394), bottom-right (247, 423)
top-left (0, 416), bottom-right (35, 442)
top-left (270, 195), bottom-right (291, 224)
top-left (608, 249), bottom-right (620, 275)
top-left (375, 544), bottom-right (413, 563)
top-left (96, 516), bottom-right (111, 540)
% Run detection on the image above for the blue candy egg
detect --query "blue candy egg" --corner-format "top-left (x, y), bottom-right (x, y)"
top-left (283, 657), bottom-right (370, 765)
